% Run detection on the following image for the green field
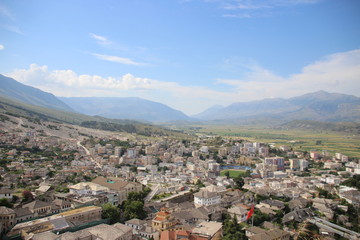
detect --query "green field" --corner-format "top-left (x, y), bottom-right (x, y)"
top-left (182, 125), bottom-right (360, 159)
top-left (220, 169), bottom-right (247, 178)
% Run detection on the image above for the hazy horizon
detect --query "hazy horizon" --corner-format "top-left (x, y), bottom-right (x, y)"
top-left (1, 0), bottom-right (359, 115)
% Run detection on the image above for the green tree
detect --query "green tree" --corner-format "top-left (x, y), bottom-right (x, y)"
top-left (47, 170), bottom-right (55, 178)
top-left (341, 174), bottom-right (360, 190)
top-left (222, 214), bottom-right (246, 240)
top-left (253, 209), bottom-right (270, 226)
top-left (123, 200), bottom-right (147, 220)
top-left (0, 198), bottom-right (13, 208)
top-left (196, 179), bottom-right (205, 188)
top-left (101, 203), bottom-right (121, 224)
top-left (234, 176), bottom-right (245, 190)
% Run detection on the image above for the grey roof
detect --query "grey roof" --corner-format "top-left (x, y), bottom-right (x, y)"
top-left (246, 226), bottom-right (266, 234)
top-left (172, 207), bottom-right (209, 222)
top-left (282, 208), bottom-right (314, 224)
top-left (0, 188), bottom-right (12, 194)
top-left (262, 221), bottom-right (279, 230)
top-left (32, 231), bottom-right (59, 240)
top-left (0, 206), bottom-right (15, 215)
top-left (50, 216), bottom-right (70, 231)
top-left (288, 198), bottom-right (308, 210)
top-left (60, 230), bottom-right (93, 240)
top-left (261, 199), bottom-right (285, 209)
top-left (194, 190), bottom-right (219, 199)
top-left (59, 223), bottom-right (132, 240)
top-left (53, 199), bottom-right (71, 207)
top-left (23, 200), bottom-right (52, 210)
top-left (227, 205), bottom-right (248, 215)
top-left (125, 218), bottom-right (145, 226)
top-left (250, 228), bottom-right (289, 240)
top-left (15, 207), bottom-right (33, 217)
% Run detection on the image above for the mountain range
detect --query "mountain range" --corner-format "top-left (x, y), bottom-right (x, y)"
top-left (59, 97), bottom-right (191, 123)
top-left (0, 74), bottom-right (74, 112)
top-left (193, 91), bottom-right (360, 123)
top-left (1, 74), bottom-right (360, 124)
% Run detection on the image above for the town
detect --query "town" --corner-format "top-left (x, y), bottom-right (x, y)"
top-left (0, 113), bottom-right (359, 240)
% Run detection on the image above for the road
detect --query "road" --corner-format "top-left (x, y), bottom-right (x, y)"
top-left (76, 140), bottom-right (101, 168)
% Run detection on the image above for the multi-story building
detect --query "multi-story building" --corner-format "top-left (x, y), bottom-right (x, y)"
top-left (152, 208), bottom-right (180, 232)
top-left (310, 151), bottom-right (319, 160)
top-left (264, 157), bottom-right (284, 171)
top-left (0, 188), bottom-right (13, 200)
top-left (7, 206), bottom-right (102, 238)
top-left (290, 159), bottom-right (308, 171)
top-left (92, 176), bottom-right (143, 204)
top-left (191, 221), bottom-right (223, 240)
top-left (194, 190), bottom-right (221, 208)
top-left (0, 206), bottom-right (16, 234)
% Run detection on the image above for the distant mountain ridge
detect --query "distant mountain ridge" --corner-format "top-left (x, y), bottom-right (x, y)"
top-left (1, 74), bottom-right (359, 124)
top-left (194, 91), bottom-right (360, 123)
top-left (0, 74), bottom-right (74, 112)
top-left (0, 95), bottom-right (189, 137)
top-left (59, 97), bottom-right (192, 123)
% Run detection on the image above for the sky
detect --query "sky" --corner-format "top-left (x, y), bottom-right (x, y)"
top-left (0, 0), bottom-right (359, 115)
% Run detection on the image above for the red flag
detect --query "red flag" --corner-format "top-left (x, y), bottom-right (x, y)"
top-left (246, 205), bottom-right (254, 220)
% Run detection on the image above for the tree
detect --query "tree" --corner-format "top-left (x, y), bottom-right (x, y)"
top-left (234, 176), bottom-right (244, 190)
top-left (222, 214), bottom-right (246, 240)
top-left (102, 203), bottom-right (121, 224)
top-left (123, 200), bottom-right (147, 220)
top-left (341, 174), bottom-right (360, 190)
top-left (196, 179), bottom-right (205, 188)
top-left (253, 209), bottom-right (271, 226)
top-left (224, 171), bottom-right (230, 179)
top-left (47, 171), bottom-right (55, 178)
top-left (0, 198), bottom-right (13, 208)
top-left (22, 190), bottom-right (34, 202)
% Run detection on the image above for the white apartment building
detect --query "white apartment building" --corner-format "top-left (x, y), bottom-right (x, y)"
top-left (194, 190), bottom-right (221, 208)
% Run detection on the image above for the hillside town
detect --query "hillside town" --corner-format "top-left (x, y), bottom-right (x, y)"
top-left (0, 115), bottom-right (360, 240)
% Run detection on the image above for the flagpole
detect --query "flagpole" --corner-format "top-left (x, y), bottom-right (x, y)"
top-left (252, 195), bottom-right (254, 226)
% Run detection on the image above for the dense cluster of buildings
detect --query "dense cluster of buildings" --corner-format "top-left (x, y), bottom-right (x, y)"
top-left (0, 116), bottom-right (360, 239)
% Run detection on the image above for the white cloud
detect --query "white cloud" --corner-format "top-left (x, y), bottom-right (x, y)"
top-left (222, 0), bottom-right (321, 9)
top-left (219, 0), bottom-right (322, 18)
top-left (217, 49), bottom-right (360, 100)
top-left (6, 49), bottom-right (360, 115)
top-left (89, 52), bottom-right (146, 66)
top-left (6, 64), bottom-right (237, 114)
top-left (89, 33), bottom-right (112, 46)
top-left (0, 44), bottom-right (4, 50)
top-left (1, 24), bottom-right (24, 35)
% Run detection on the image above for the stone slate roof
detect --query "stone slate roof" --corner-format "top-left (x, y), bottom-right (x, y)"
top-left (261, 199), bottom-right (285, 209)
top-left (0, 206), bottom-right (15, 215)
top-left (0, 188), bottom-right (12, 194)
top-left (282, 208), bottom-right (314, 224)
top-left (288, 198), bottom-right (308, 210)
top-left (23, 200), bottom-right (51, 210)
top-left (249, 228), bottom-right (289, 240)
top-left (14, 207), bottom-right (33, 217)
top-left (194, 190), bottom-right (219, 199)
top-left (125, 218), bottom-right (145, 226)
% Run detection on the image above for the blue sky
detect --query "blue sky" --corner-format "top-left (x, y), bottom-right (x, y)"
top-left (0, 0), bottom-right (359, 115)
